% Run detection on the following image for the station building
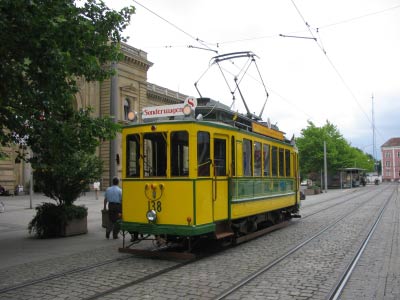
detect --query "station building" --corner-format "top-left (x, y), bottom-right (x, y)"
top-left (0, 43), bottom-right (187, 193)
top-left (381, 137), bottom-right (400, 182)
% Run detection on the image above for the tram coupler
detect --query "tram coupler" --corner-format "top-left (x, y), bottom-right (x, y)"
top-left (291, 214), bottom-right (301, 218)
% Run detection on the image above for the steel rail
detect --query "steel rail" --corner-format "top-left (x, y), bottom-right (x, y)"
top-left (0, 255), bottom-right (133, 294)
top-left (302, 185), bottom-right (383, 211)
top-left (83, 256), bottom-right (200, 300)
top-left (213, 184), bottom-right (395, 300)
top-left (326, 185), bottom-right (397, 300)
top-left (302, 184), bottom-right (391, 220)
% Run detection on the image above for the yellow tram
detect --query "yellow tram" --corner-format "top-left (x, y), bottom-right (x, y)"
top-left (120, 97), bottom-right (301, 247)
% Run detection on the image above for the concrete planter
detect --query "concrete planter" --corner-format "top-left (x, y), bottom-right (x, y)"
top-left (304, 188), bottom-right (321, 195)
top-left (61, 216), bottom-right (88, 236)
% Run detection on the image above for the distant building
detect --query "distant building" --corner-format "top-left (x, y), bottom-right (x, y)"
top-left (381, 137), bottom-right (400, 182)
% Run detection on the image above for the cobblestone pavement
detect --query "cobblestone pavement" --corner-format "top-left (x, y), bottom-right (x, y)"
top-left (339, 184), bottom-right (400, 300)
top-left (0, 184), bottom-right (399, 299)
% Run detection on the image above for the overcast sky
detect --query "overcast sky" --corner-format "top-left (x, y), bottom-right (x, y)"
top-left (105, 0), bottom-right (400, 159)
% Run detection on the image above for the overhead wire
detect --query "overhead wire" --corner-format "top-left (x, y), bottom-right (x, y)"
top-left (131, 0), bottom-right (392, 143)
top-left (289, 0), bottom-right (388, 144)
top-left (319, 4), bottom-right (400, 29)
top-left (132, 0), bottom-right (217, 53)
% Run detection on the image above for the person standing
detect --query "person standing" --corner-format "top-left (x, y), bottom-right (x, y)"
top-left (93, 181), bottom-right (100, 200)
top-left (104, 177), bottom-right (122, 239)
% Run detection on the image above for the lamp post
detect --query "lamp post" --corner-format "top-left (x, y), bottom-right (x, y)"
top-left (109, 61), bottom-right (118, 185)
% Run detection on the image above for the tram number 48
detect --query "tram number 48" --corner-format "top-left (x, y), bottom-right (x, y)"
top-left (148, 200), bottom-right (162, 212)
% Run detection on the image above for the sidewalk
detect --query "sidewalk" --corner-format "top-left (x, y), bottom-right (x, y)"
top-left (0, 192), bottom-right (120, 269)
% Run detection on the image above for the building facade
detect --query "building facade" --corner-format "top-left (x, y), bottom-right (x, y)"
top-left (381, 137), bottom-right (400, 182)
top-left (0, 43), bottom-right (188, 193)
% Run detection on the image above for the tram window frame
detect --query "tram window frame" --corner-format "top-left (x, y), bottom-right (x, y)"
top-left (231, 137), bottom-right (236, 176)
top-left (285, 149), bottom-right (291, 177)
top-left (214, 138), bottom-right (227, 176)
top-left (263, 144), bottom-right (270, 176)
top-left (279, 148), bottom-right (285, 176)
top-left (126, 134), bottom-right (140, 177)
top-left (271, 146), bottom-right (278, 176)
top-left (254, 141), bottom-right (262, 176)
top-left (171, 131), bottom-right (189, 177)
top-left (197, 131), bottom-right (211, 176)
top-left (243, 139), bottom-right (253, 176)
top-left (143, 132), bottom-right (167, 177)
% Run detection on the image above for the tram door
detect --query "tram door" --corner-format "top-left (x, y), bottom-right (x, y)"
top-left (212, 134), bottom-right (229, 221)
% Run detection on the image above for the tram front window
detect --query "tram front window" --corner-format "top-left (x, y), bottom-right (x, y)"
top-left (143, 133), bottom-right (167, 177)
top-left (214, 138), bottom-right (226, 176)
top-left (126, 134), bottom-right (140, 177)
top-left (171, 131), bottom-right (189, 176)
top-left (197, 131), bottom-right (210, 176)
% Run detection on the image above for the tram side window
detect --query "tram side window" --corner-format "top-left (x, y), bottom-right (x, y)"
top-left (171, 131), bottom-right (189, 176)
top-left (214, 138), bottom-right (226, 176)
top-left (243, 139), bottom-right (252, 176)
top-left (143, 132), bottom-right (167, 177)
top-left (197, 131), bottom-right (210, 176)
top-left (271, 146), bottom-right (278, 176)
top-left (126, 134), bottom-right (140, 177)
top-left (263, 144), bottom-right (270, 176)
top-left (254, 142), bottom-right (262, 176)
top-left (279, 148), bottom-right (285, 176)
top-left (285, 149), bottom-right (291, 177)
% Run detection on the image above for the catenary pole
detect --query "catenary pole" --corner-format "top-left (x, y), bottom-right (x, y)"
top-left (110, 62), bottom-right (119, 185)
top-left (324, 141), bottom-right (328, 193)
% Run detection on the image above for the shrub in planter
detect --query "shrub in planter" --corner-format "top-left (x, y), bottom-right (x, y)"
top-left (27, 108), bottom-right (119, 238)
top-left (28, 202), bottom-right (87, 238)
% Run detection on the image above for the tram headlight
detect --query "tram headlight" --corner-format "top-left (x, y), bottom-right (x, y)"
top-left (146, 210), bottom-right (157, 222)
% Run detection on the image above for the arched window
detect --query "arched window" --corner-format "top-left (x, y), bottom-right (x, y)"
top-left (124, 98), bottom-right (131, 120)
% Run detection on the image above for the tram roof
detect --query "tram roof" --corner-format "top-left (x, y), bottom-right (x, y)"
top-left (126, 97), bottom-right (289, 142)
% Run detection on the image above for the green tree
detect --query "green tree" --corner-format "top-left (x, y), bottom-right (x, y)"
top-left (296, 121), bottom-right (374, 181)
top-left (31, 108), bottom-right (119, 206)
top-left (0, 0), bottom-right (134, 155)
top-left (296, 121), bottom-right (350, 178)
top-left (0, 0), bottom-right (134, 237)
top-left (347, 147), bottom-right (374, 171)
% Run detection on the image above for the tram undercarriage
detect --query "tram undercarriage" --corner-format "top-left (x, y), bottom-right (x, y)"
top-left (119, 206), bottom-right (300, 259)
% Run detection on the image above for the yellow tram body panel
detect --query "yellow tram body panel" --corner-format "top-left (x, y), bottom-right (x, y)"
top-left (231, 194), bottom-right (296, 219)
top-left (121, 118), bottom-right (300, 236)
top-left (193, 180), bottom-right (213, 224)
top-left (122, 180), bottom-right (195, 225)
top-left (122, 179), bottom-right (229, 226)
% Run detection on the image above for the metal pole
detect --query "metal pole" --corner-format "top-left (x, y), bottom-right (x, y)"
top-left (324, 141), bottom-right (328, 193)
top-left (29, 148), bottom-right (33, 209)
top-left (109, 62), bottom-right (118, 185)
top-left (371, 94), bottom-right (377, 173)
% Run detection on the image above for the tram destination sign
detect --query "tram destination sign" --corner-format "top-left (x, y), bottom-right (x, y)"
top-left (142, 97), bottom-right (197, 119)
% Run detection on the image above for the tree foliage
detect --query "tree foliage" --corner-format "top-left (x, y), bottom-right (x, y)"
top-left (296, 120), bottom-right (374, 178)
top-left (0, 0), bottom-right (134, 154)
top-left (0, 0), bottom-right (135, 206)
top-left (31, 108), bottom-right (119, 205)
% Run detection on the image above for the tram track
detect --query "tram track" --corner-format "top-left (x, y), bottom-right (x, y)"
top-left (213, 184), bottom-right (396, 299)
top-left (0, 255), bottom-right (133, 294)
top-left (326, 184), bottom-right (398, 300)
top-left (80, 185), bottom-right (390, 300)
top-left (0, 184), bottom-right (393, 300)
top-left (301, 184), bottom-right (392, 220)
top-left (74, 185), bottom-right (394, 300)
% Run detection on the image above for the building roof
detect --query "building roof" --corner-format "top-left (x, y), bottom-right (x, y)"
top-left (381, 137), bottom-right (400, 148)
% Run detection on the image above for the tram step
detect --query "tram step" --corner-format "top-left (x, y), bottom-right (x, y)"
top-left (215, 231), bottom-right (234, 239)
